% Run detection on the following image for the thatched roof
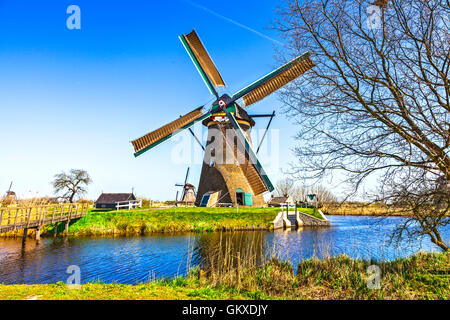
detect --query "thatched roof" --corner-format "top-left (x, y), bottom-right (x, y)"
top-left (268, 196), bottom-right (294, 206)
top-left (95, 193), bottom-right (136, 204)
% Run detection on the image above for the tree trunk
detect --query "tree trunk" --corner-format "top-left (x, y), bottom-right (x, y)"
top-left (430, 230), bottom-right (449, 251)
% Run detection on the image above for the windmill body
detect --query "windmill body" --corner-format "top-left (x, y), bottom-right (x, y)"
top-left (131, 30), bottom-right (314, 207)
top-left (196, 104), bottom-right (266, 206)
top-left (182, 184), bottom-right (196, 203)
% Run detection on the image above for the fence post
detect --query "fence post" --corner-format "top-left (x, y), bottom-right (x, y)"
top-left (36, 206), bottom-right (42, 225)
top-left (26, 208), bottom-right (32, 228)
top-left (13, 209), bottom-right (19, 230)
top-left (42, 207), bottom-right (47, 224)
top-left (65, 205), bottom-right (72, 235)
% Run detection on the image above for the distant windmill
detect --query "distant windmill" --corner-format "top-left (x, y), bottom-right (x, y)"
top-left (3, 181), bottom-right (17, 204)
top-left (175, 168), bottom-right (196, 205)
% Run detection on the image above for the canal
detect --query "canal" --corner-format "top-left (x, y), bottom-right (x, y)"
top-left (0, 215), bottom-right (448, 284)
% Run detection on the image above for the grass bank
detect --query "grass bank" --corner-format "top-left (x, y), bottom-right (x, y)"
top-left (43, 207), bottom-right (290, 236)
top-left (37, 207), bottom-right (323, 236)
top-left (1, 252), bottom-right (447, 300)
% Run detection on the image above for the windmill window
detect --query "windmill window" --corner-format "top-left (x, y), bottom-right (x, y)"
top-left (200, 194), bottom-right (211, 207)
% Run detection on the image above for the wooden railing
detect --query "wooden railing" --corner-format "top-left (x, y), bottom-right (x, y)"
top-left (0, 203), bottom-right (90, 238)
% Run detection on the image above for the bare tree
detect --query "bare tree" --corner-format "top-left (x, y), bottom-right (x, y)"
top-left (52, 169), bottom-right (92, 203)
top-left (276, 178), bottom-right (295, 197)
top-left (291, 185), bottom-right (338, 206)
top-left (275, 0), bottom-right (449, 250)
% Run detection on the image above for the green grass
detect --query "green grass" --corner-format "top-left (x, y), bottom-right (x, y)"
top-left (1, 252), bottom-right (447, 300)
top-left (0, 280), bottom-right (261, 300)
top-left (37, 206), bottom-right (324, 236)
top-left (43, 207), bottom-right (283, 236)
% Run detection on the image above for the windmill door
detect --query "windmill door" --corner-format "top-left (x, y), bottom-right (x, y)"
top-left (236, 189), bottom-right (253, 206)
top-left (236, 189), bottom-right (244, 205)
top-left (244, 193), bottom-right (253, 206)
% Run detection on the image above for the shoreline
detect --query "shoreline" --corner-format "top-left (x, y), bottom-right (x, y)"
top-left (0, 252), bottom-right (447, 300)
top-left (0, 207), bottom-right (327, 239)
top-left (0, 209), bottom-right (415, 239)
top-left (324, 212), bottom-right (412, 217)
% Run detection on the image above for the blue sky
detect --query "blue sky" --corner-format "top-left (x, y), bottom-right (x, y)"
top-left (0, 0), bottom-right (333, 201)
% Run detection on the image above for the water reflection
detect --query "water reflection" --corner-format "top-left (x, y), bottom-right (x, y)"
top-left (193, 231), bottom-right (265, 276)
top-left (0, 216), bottom-right (448, 285)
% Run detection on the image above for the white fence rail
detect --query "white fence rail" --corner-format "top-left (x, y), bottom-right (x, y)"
top-left (116, 200), bottom-right (142, 210)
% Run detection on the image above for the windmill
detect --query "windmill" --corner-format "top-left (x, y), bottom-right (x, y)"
top-left (131, 29), bottom-right (314, 207)
top-left (175, 167), bottom-right (196, 205)
top-left (3, 181), bottom-right (16, 205)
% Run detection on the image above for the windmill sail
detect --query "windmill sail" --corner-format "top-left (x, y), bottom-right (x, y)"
top-left (222, 110), bottom-right (274, 195)
top-left (132, 107), bottom-right (207, 157)
top-left (232, 53), bottom-right (314, 107)
top-left (180, 30), bottom-right (225, 96)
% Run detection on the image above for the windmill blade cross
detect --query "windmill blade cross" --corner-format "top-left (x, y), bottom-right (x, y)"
top-left (131, 106), bottom-right (210, 157)
top-left (256, 110), bottom-right (275, 154)
top-left (232, 52), bottom-right (314, 107)
top-left (179, 30), bottom-right (226, 98)
top-left (188, 127), bottom-right (205, 151)
top-left (184, 167), bottom-right (190, 185)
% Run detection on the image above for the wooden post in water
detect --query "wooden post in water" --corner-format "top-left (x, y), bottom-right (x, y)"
top-left (22, 228), bottom-right (28, 242)
top-left (54, 222), bottom-right (58, 237)
top-left (36, 227), bottom-right (41, 241)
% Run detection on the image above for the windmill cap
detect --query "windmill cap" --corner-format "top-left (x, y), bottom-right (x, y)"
top-left (202, 104), bottom-right (255, 127)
